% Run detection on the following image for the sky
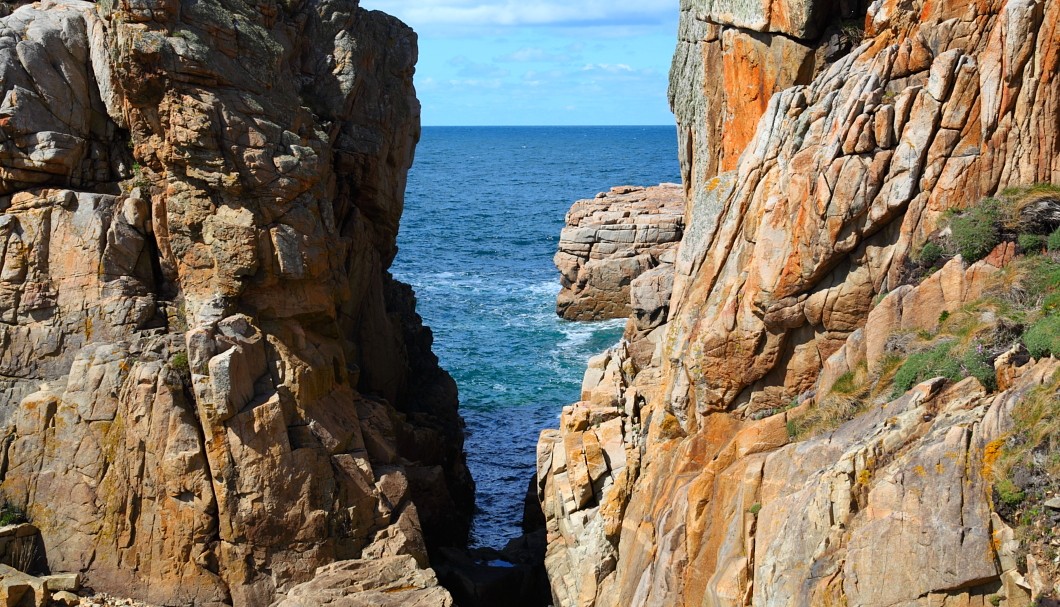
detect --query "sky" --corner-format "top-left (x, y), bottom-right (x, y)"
top-left (357, 0), bottom-right (680, 126)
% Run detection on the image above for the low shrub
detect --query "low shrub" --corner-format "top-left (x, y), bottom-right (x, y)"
top-left (171, 351), bottom-right (190, 374)
top-left (1018, 233), bottom-right (1046, 254)
top-left (950, 199), bottom-right (1001, 262)
top-left (0, 503), bottom-right (26, 526)
top-left (916, 241), bottom-right (944, 266)
top-left (1024, 315), bottom-right (1060, 358)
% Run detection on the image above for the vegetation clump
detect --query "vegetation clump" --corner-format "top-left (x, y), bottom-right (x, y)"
top-left (1017, 233), bottom-right (1045, 254)
top-left (891, 339), bottom-right (997, 397)
top-left (787, 362), bottom-right (875, 440)
top-left (1024, 315), bottom-right (1060, 359)
top-left (950, 198), bottom-right (1002, 263)
top-left (0, 503), bottom-right (27, 526)
top-left (910, 183), bottom-right (1060, 276)
top-left (171, 351), bottom-right (190, 374)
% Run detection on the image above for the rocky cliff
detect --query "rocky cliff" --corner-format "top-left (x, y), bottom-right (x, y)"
top-left (540, 0), bottom-right (1060, 605)
top-left (0, 1), bottom-right (470, 605)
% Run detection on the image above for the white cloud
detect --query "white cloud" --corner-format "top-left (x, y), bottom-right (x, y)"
top-left (496, 47), bottom-right (573, 63)
top-left (449, 55), bottom-right (511, 77)
top-left (445, 78), bottom-right (505, 89)
top-left (361, 0), bottom-right (675, 28)
top-left (581, 63), bottom-right (634, 73)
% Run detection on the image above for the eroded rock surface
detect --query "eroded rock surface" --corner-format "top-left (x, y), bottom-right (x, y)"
top-left (555, 184), bottom-right (684, 321)
top-left (273, 556), bottom-right (453, 607)
top-left (540, 0), bottom-right (1060, 604)
top-left (0, 1), bottom-right (471, 605)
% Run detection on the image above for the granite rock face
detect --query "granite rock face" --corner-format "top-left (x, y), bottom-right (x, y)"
top-left (273, 556), bottom-right (453, 607)
top-left (0, 1), bottom-right (469, 605)
top-left (555, 184), bottom-right (684, 321)
top-left (540, 0), bottom-right (1060, 604)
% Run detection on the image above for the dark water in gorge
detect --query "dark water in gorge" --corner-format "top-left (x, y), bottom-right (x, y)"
top-left (391, 125), bottom-right (681, 548)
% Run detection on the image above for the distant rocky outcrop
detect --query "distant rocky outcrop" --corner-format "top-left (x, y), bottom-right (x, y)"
top-left (0, 1), bottom-right (470, 606)
top-left (539, 0), bottom-right (1060, 605)
top-left (555, 184), bottom-right (683, 321)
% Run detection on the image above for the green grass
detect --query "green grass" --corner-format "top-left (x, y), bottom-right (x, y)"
top-left (831, 371), bottom-right (858, 395)
top-left (748, 503), bottom-right (762, 516)
top-left (789, 363), bottom-right (873, 440)
top-left (1049, 227), bottom-right (1060, 252)
top-left (891, 340), bottom-right (997, 397)
top-left (999, 182), bottom-right (1060, 198)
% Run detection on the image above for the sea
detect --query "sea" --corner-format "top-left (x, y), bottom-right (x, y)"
top-left (391, 126), bottom-right (682, 549)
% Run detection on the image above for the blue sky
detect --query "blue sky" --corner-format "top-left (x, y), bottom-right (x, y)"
top-left (358, 0), bottom-right (679, 125)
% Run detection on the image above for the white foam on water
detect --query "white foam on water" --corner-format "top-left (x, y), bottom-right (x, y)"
top-left (557, 318), bottom-right (625, 350)
top-left (524, 280), bottom-right (561, 297)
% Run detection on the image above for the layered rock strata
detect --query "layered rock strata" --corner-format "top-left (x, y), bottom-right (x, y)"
top-left (0, 1), bottom-right (470, 606)
top-left (540, 0), bottom-right (1060, 604)
top-left (555, 184), bottom-right (684, 321)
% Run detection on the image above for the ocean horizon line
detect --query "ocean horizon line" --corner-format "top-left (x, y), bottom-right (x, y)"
top-left (420, 123), bottom-right (676, 128)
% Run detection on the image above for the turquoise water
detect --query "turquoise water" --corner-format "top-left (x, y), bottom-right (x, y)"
top-left (392, 126), bottom-right (681, 548)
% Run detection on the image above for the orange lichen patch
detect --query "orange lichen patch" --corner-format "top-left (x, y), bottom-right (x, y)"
top-left (981, 438), bottom-right (1006, 479)
top-left (920, 0), bottom-right (933, 21)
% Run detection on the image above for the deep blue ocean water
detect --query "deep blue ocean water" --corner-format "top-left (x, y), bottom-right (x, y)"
top-left (392, 126), bottom-right (681, 549)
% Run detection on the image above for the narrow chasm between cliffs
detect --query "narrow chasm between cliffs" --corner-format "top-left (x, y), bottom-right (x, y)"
top-left (390, 126), bottom-right (686, 606)
top-left (2, 0), bottom-right (1060, 606)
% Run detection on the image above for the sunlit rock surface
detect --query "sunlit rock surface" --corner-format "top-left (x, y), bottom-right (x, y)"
top-left (0, 1), bottom-right (470, 605)
top-left (540, 0), bottom-right (1060, 604)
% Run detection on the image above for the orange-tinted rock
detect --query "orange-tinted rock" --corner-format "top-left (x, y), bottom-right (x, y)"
top-left (541, 0), bottom-right (1060, 604)
top-left (0, 2), bottom-right (470, 605)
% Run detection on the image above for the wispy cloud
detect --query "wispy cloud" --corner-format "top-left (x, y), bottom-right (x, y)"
top-left (496, 47), bottom-right (574, 63)
top-left (449, 55), bottom-right (511, 78)
top-left (363, 0), bottom-right (674, 29)
top-left (360, 0), bottom-right (679, 124)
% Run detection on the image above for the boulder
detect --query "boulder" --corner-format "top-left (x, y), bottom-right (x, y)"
top-left (272, 556), bottom-right (453, 607)
top-left (555, 184), bottom-right (684, 321)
